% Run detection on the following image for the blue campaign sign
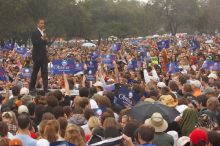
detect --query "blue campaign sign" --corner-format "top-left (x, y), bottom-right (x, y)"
top-left (114, 85), bottom-right (134, 107)
top-left (20, 68), bottom-right (32, 78)
top-left (74, 62), bottom-right (84, 73)
top-left (51, 59), bottom-right (75, 75)
top-left (131, 40), bottom-right (139, 46)
top-left (167, 62), bottom-right (179, 74)
top-left (0, 67), bottom-right (6, 82)
top-left (2, 42), bottom-right (14, 51)
top-left (201, 60), bottom-right (213, 70)
top-left (211, 62), bottom-right (220, 71)
top-left (138, 47), bottom-right (147, 61)
top-left (110, 43), bottom-right (121, 52)
top-left (91, 51), bottom-right (99, 60)
top-left (102, 54), bottom-right (115, 64)
top-left (128, 60), bottom-right (138, 71)
top-left (102, 54), bottom-right (115, 69)
top-left (86, 69), bottom-right (96, 81)
top-left (16, 47), bottom-right (27, 55)
top-left (22, 51), bottom-right (31, 59)
top-left (157, 40), bottom-right (170, 51)
top-left (189, 39), bottom-right (200, 51)
top-left (138, 47), bottom-right (146, 53)
top-left (86, 60), bottom-right (98, 71)
top-left (50, 141), bottom-right (75, 146)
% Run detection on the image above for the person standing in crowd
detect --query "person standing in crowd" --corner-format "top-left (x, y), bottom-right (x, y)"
top-left (29, 18), bottom-right (49, 94)
top-left (14, 114), bottom-right (37, 146)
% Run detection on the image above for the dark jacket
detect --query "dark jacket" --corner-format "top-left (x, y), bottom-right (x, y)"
top-left (31, 29), bottom-right (48, 61)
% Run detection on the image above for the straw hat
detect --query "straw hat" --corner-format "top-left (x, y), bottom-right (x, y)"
top-left (159, 95), bottom-right (178, 107)
top-left (145, 112), bottom-right (168, 132)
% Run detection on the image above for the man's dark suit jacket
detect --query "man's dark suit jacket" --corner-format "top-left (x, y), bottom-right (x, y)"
top-left (31, 29), bottom-right (48, 61)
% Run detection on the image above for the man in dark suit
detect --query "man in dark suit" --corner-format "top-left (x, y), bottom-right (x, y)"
top-left (29, 19), bottom-right (49, 93)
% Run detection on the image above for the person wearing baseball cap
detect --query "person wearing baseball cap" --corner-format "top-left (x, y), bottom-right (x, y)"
top-left (189, 128), bottom-right (208, 146)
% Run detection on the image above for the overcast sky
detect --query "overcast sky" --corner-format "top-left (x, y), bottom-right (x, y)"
top-left (138, 0), bottom-right (149, 2)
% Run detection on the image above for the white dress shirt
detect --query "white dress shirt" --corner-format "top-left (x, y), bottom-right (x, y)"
top-left (37, 27), bottom-right (44, 36)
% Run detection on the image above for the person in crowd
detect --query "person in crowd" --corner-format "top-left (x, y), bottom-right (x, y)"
top-left (189, 128), bottom-right (208, 146)
top-left (145, 112), bottom-right (174, 146)
top-left (207, 131), bottom-right (220, 146)
top-left (14, 113), bottom-right (37, 146)
top-left (0, 34), bottom-right (220, 146)
top-left (180, 108), bottom-right (198, 136)
top-left (64, 124), bottom-right (86, 146)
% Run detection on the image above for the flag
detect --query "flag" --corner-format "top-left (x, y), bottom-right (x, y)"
top-left (201, 60), bottom-right (213, 70)
top-left (114, 85), bottom-right (134, 108)
top-left (0, 67), bottom-right (6, 82)
top-left (51, 59), bottom-right (75, 75)
top-left (110, 43), bottom-right (121, 52)
top-left (189, 39), bottom-right (200, 51)
top-left (167, 62), bottom-right (179, 74)
top-left (86, 69), bottom-right (96, 81)
top-left (127, 60), bottom-right (138, 71)
top-left (50, 141), bottom-right (75, 146)
top-left (157, 40), bottom-right (170, 51)
top-left (20, 68), bottom-right (32, 78)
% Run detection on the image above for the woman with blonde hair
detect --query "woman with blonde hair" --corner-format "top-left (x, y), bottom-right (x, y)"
top-left (2, 111), bottom-right (18, 135)
top-left (88, 116), bottom-right (101, 133)
top-left (65, 124), bottom-right (85, 146)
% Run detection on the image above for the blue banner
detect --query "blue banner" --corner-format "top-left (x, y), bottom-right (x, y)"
top-left (0, 67), bottom-right (6, 82)
top-left (50, 141), bottom-right (75, 146)
top-left (157, 40), bottom-right (170, 51)
top-left (74, 62), bottom-right (84, 73)
top-left (86, 69), bottom-right (96, 81)
top-left (189, 39), bottom-right (200, 51)
top-left (114, 85), bottom-right (134, 107)
top-left (20, 68), bottom-right (32, 78)
top-left (110, 43), bottom-right (121, 52)
top-left (16, 46), bottom-right (27, 55)
top-left (167, 62), bottom-right (179, 74)
top-left (51, 59), bottom-right (75, 75)
top-left (128, 60), bottom-right (138, 71)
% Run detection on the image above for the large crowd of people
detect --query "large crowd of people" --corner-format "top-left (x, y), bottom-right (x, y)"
top-left (0, 33), bottom-right (220, 146)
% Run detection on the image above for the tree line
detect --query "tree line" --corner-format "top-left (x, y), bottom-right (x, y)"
top-left (0, 0), bottom-right (219, 41)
